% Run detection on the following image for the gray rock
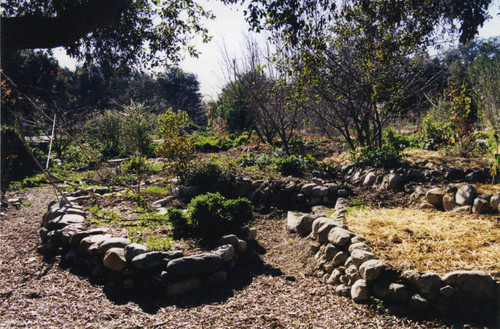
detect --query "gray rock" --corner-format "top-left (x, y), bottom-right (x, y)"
top-left (237, 239), bottom-right (247, 253)
top-left (311, 205), bottom-right (332, 217)
top-left (296, 214), bottom-right (320, 237)
top-left (301, 183), bottom-right (316, 196)
top-left (103, 247), bottom-right (127, 272)
top-left (78, 234), bottom-right (111, 255)
top-left (306, 196), bottom-right (322, 206)
top-left (125, 243), bottom-right (149, 262)
top-left (152, 198), bottom-right (169, 208)
top-left (351, 280), bottom-right (370, 302)
top-left (387, 173), bottom-right (405, 191)
top-left (212, 244), bottom-right (235, 262)
top-left (372, 281), bottom-right (409, 302)
top-left (472, 198), bottom-right (491, 214)
top-left (348, 242), bottom-right (371, 254)
top-left (350, 249), bottom-right (376, 267)
top-left (324, 244), bottom-right (340, 261)
top-left (442, 271), bottom-right (497, 300)
top-left (312, 186), bottom-right (329, 197)
top-left (359, 260), bottom-right (387, 281)
top-left (363, 172), bottom-right (376, 186)
top-left (46, 213), bottom-right (86, 230)
top-left (132, 251), bottom-right (183, 269)
top-left (284, 182), bottom-right (297, 193)
top-left (332, 251), bottom-right (348, 267)
top-left (166, 278), bottom-right (202, 297)
top-left (489, 195), bottom-right (500, 212)
top-left (58, 224), bottom-right (86, 246)
top-left (166, 253), bottom-right (223, 277)
top-left (98, 237), bottom-right (131, 254)
top-left (311, 217), bottom-right (331, 239)
top-left (327, 227), bottom-right (354, 247)
top-left (426, 188), bottom-right (445, 207)
top-left (335, 284), bottom-right (351, 297)
top-left (335, 198), bottom-right (349, 212)
top-left (234, 181), bottom-right (251, 197)
top-left (404, 270), bottom-right (443, 298)
top-left (220, 234), bottom-right (239, 250)
top-left (43, 206), bottom-right (86, 225)
top-left (442, 195), bottom-right (457, 211)
top-left (455, 185), bottom-right (477, 206)
top-left (337, 189), bottom-right (349, 198)
top-left (70, 228), bottom-right (109, 247)
top-left (410, 294), bottom-right (428, 309)
top-left (316, 220), bottom-right (343, 244)
top-left (327, 269), bottom-right (342, 285)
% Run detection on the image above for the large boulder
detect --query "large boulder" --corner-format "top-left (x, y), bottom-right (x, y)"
top-left (98, 237), bottom-right (131, 254)
top-left (312, 186), bottom-right (329, 197)
top-left (46, 213), bottom-right (86, 230)
top-left (359, 260), bottom-right (387, 281)
top-left (103, 247), bottom-right (127, 272)
top-left (442, 195), bottom-right (457, 212)
top-left (371, 280), bottom-right (410, 302)
top-left (132, 251), bottom-right (183, 270)
top-left (166, 253), bottom-right (223, 277)
top-left (489, 195), bottom-right (500, 212)
top-left (327, 227), bottom-right (354, 247)
top-left (455, 185), bottom-right (477, 206)
top-left (472, 198), bottom-right (491, 214)
top-left (363, 172), bottom-right (377, 186)
top-left (212, 244), bottom-right (235, 262)
top-left (404, 271), bottom-right (443, 299)
top-left (425, 188), bottom-right (445, 208)
top-left (351, 280), bottom-right (370, 303)
top-left (350, 249), bottom-right (376, 267)
top-left (70, 228), bottom-right (109, 247)
top-left (124, 243), bottom-right (149, 262)
top-left (316, 220), bottom-right (343, 244)
top-left (43, 206), bottom-right (86, 225)
top-left (78, 234), bottom-right (111, 255)
top-left (296, 214), bottom-right (319, 237)
top-left (442, 271), bottom-right (497, 301)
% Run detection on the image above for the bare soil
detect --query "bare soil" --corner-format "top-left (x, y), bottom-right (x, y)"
top-left (0, 186), bottom-right (459, 328)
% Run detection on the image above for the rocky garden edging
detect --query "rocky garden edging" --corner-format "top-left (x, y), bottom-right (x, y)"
top-left (286, 204), bottom-right (499, 323)
top-left (39, 197), bottom-right (256, 298)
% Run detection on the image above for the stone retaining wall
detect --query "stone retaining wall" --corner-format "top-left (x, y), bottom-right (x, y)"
top-left (39, 198), bottom-right (256, 298)
top-left (287, 207), bottom-right (499, 323)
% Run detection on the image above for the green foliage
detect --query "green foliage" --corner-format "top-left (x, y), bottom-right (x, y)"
top-left (420, 113), bottom-right (454, 148)
top-left (121, 102), bottom-right (156, 156)
top-left (346, 199), bottom-right (369, 214)
top-left (382, 127), bottom-right (424, 150)
top-left (275, 154), bottom-right (316, 177)
top-left (487, 131), bottom-right (500, 183)
top-left (184, 158), bottom-right (233, 187)
top-left (142, 185), bottom-right (170, 195)
top-left (194, 133), bottom-right (233, 152)
top-left (157, 108), bottom-right (195, 183)
top-left (351, 146), bottom-right (402, 169)
top-left (165, 193), bottom-right (254, 240)
top-left (186, 192), bottom-right (253, 240)
top-left (84, 110), bottom-right (123, 157)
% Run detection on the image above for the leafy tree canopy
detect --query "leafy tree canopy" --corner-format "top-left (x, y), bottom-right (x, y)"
top-left (1, 0), bottom-right (214, 74)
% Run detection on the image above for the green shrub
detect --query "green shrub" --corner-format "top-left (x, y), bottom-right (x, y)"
top-left (184, 158), bottom-right (233, 187)
top-left (166, 207), bottom-right (189, 236)
top-left (383, 127), bottom-right (424, 151)
top-left (275, 154), bottom-right (315, 177)
top-left (183, 192), bottom-right (253, 240)
top-left (194, 133), bottom-right (233, 152)
top-left (351, 146), bottom-right (402, 169)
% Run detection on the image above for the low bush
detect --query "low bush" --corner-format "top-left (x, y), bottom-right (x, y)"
top-left (351, 145), bottom-right (402, 169)
top-left (275, 154), bottom-right (316, 177)
top-left (167, 192), bottom-right (253, 240)
top-left (184, 158), bottom-right (234, 187)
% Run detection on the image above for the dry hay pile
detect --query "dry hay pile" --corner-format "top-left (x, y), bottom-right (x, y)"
top-left (346, 207), bottom-right (500, 280)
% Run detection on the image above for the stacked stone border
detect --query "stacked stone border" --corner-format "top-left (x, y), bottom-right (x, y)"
top-left (39, 171), bottom-right (499, 323)
top-left (39, 197), bottom-right (256, 298)
top-left (287, 205), bottom-right (499, 323)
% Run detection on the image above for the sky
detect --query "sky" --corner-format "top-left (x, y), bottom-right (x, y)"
top-left (54, 1), bottom-right (500, 101)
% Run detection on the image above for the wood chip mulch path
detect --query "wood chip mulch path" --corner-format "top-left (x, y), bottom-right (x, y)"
top-left (0, 186), bottom-right (455, 328)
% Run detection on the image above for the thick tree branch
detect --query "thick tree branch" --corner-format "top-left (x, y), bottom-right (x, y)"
top-left (1, 0), bottom-right (131, 54)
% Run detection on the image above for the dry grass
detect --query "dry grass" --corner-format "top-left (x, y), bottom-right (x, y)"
top-left (346, 207), bottom-right (500, 280)
top-left (405, 148), bottom-right (490, 169)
